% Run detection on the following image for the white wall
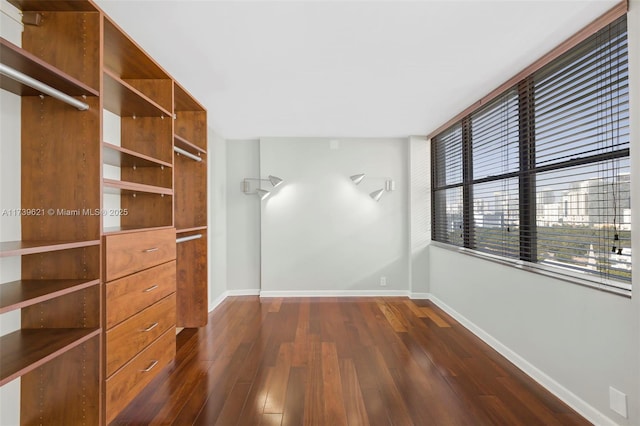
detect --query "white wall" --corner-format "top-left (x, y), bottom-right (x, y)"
top-left (208, 129), bottom-right (228, 307)
top-left (0, 1), bottom-right (23, 423)
top-left (628, 0), bottom-right (640, 417)
top-left (408, 136), bottom-right (431, 296)
top-left (427, 5), bottom-right (640, 424)
top-left (259, 137), bottom-right (408, 295)
top-left (225, 139), bottom-right (261, 292)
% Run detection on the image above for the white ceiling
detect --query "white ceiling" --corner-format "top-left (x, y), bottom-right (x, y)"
top-left (95, 0), bottom-right (618, 139)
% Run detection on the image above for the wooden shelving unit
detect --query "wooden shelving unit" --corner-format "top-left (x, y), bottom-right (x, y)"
top-left (173, 82), bottom-right (208, 328)
top-left (1, 2), bottom-right (102, 424)
top-left (1, 1), bottom-right (208, 424)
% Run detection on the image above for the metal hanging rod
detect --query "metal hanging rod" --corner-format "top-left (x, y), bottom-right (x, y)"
top-left (176, 234), bottom-right (202, 244)
top-left (0, 63), bottom-right (89, 111)
top-left (173, 146), bottom-right (202, 162)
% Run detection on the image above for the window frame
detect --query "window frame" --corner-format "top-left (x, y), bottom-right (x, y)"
top-left (430, 14), bottom-right (631, 296)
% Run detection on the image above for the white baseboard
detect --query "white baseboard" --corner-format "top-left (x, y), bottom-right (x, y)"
top-left (409, 292), bottom-right (431, 299)
top-left (228, 289), bottom-right (261, 296)
top-left (259, 289), bottom-right (410, 298)
top-left (208, 290), bottom-right (228, 312)
top-left (208, 289), bottom-right (261, 312)
top-left (427, 294), bottom-right (620, 426)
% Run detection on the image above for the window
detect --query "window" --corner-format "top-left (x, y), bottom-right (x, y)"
top-left (431, 16), bottom-right (630, 292)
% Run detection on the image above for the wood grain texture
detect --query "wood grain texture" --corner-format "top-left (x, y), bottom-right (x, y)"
top-left (21, 95), bottom-right (101, 242)
top-left (174, 152), bottom-right (207, 230)
top-left (105, 328), bottom-right (175, 425)
top-left (21, 335), bottom-right (100, 426)
top-left (21, 10), bottom-right (101, 90)
top-left (111, 297), bottom-right (590, 426)
top-left (103, 228), bottom-right (175, 281)
top-left (105, 260), bottom-right (176, 329)
top-left (175, 234), bottom-right (208, 327)
top-left (106, 294), bottom-right (175, 376)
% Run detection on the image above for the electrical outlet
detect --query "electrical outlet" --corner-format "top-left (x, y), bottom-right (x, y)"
top-left (380, 276), bottom-right (387, 287)
top-left (609, 386), bottom-right (627, 418)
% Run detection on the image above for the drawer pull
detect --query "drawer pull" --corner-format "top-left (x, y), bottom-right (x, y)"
top-left (143, 285), bottom-right (159, 292)
top-left (142, 322), bottom-right (159, 332)
top-left (143, 247), bottom-right (159, 253)
top-left (140, 360), bottom-right (159, 372)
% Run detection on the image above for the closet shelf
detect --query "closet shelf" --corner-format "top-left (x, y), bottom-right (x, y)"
top-left (0, 37), bottom-right (98, 97)
top-left (0, 328), bottom-right (100, 386)
top-left (103, 225), bottom-right (174, 236)
top-left (103, 178), bottom-right (173, 196)
top-left (7, 1), bottom-right (99, 12)
top-left (0, 239), bottom-right (100, 258)
top-left (103, 142), bottom-right (172, 169)
top-left (174, 134), bottom-right (206, 155)
top-left (0, 279), bottom-right (100, 314)
top-left (103, 69), bottom-right (171, 118)
top-left (176, 226), bottom-right (207, 234)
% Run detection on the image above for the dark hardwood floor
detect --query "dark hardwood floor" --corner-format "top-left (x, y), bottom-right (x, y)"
top-left (112, 296), bottom-right (590, 425)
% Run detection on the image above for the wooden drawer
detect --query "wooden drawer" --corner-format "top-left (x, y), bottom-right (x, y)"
top-left (106, 294), bottom-right (175, 377)
top-left (104, 228), bottom-right (176, 281)
top-left (106, 260), bottom-right (176, 328)
top-left (105, 328), bottom-right (175, 425)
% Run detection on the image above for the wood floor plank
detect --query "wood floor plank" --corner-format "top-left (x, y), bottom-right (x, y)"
top-left (111, 297), bottom-right (590, 426)
top-left (421, 306), bottom-right (451, 328)
top-left (376, 299), bottom-right (409, 332)
top-left (403, 299), bottom-right (427, 318)
top-left (321, 342), bottom-right (349, 426)
top-left (263, 344), bottom-right (293, 414)
top-left (281, 366), bottom-right (306, 426)
top-left (213, 381), bottom-right (252, 426)
top-left (339, 358), bottom-right (370, 426)
top-left (303, 339), bottom-right (325, 426)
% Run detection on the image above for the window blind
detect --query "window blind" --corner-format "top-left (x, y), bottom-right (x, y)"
top-left (432, 124), bottom-right (463, 246)
top-left (431, 15), bottom-right (630, 290)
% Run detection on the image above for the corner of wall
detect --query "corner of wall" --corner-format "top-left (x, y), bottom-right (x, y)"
top-left (208, 127), bottom-right (228, 305)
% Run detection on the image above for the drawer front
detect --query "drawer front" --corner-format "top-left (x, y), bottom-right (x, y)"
top-left (106, 294), bottom-right (176, 377)
top-left (104, 228), bottom-right (176, 281)
top-left (105, 328), bottom-right (175, 425)
top-left (106, 260), bottom-right (176, 328)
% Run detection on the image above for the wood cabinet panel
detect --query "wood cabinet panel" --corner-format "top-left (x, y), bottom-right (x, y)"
top-left (105, 329), bottom-right (175, 425)
top-left (105, 260), bottom-right (175, 329)
top-left (176, 235), bottom-right (207, 328)
top-left (104, 228), bottom-right (176, 281)
top-left (106, 294), bottom-right (175, 377)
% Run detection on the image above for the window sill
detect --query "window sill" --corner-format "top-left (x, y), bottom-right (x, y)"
top-left (429, 241), bottom-right (632, 298)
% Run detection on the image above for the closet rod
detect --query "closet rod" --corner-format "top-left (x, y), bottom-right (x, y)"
top-left (176, 234), bottom-right (202, 244)
top-left (0, 63), bottom-right (89, 111)
top-left (174, 146), bottom-right (202, 162)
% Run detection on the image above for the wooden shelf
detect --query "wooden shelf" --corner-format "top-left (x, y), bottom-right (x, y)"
top-left (103, 178), bottom-right (173, 196)
top-left (176, 226), bottom-right (208, 234)
top-left (174, 134), bottom-right (206, 155)
top-left (103, 142), bottom-right (172, 169)
top-left (0, 239), bottom-right (100, 258)
top-left (103, 69), bottom-right (171, 118)
top-left (8, 0), bottom-right (98, 12)
top-left (0, 37), bottom-right (98, 97)
top-left (174, 82), bottom-right (206, 112)
top-left (102, 225), bottom-right (175, 236)
top-left (0, 328), bottom-right (100, 386)
top-left (103, 17), bottom-right (169, 80)
top-left (0, 279), bottom-right (100, 315)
